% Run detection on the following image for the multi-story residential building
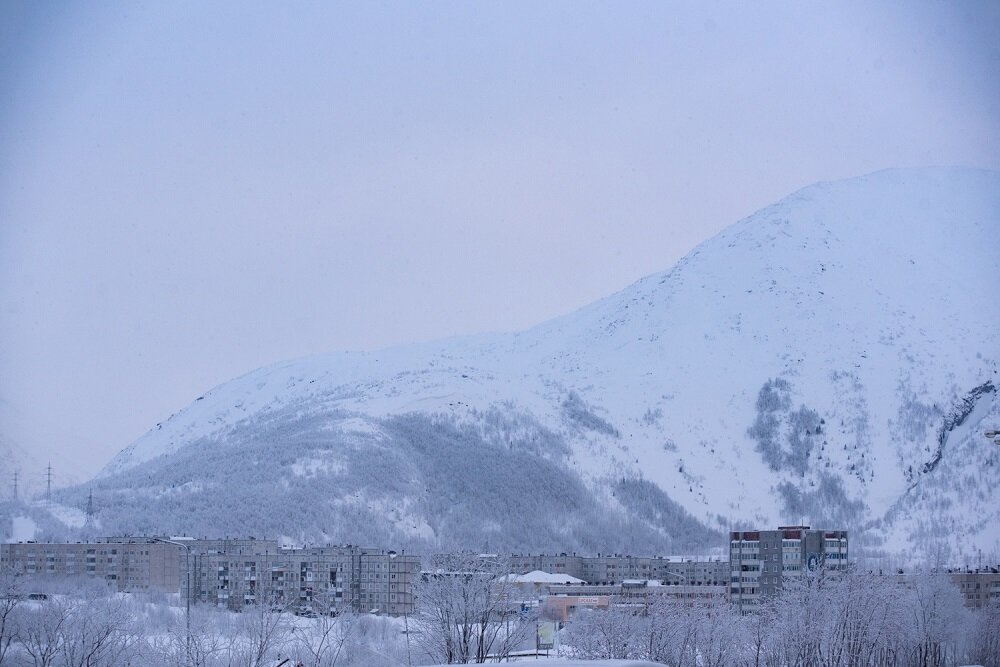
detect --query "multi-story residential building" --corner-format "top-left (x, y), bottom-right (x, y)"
top-left (893, 568), bottom-right (1000, 610)
top-left (184, 537), bottom-right (280, 610)
top-left (2, 537), bottom-right (419, 616)
top-left (509, 554), bottom-right (586, 580)
top-left (504, 553), bottom-right (728, 587)
top-left (183, 541), bottom-right (419, 615)
top-left (729, 525), bottom-right (848, 612)
top-left (648, 557), bottom-right (729, 587)
top-left (946, 568), bottom-right (1000, 609)
top-left (1, 538), bottom-right (185, 593)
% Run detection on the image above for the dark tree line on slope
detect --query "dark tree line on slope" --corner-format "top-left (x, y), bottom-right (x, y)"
top-left (563, 570), bottom-right (1000, 667)
top-left (44, 408), bottom-right (719, 554)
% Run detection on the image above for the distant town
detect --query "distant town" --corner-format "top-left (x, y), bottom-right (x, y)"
top-left (4, 525), bottom-right (997, 619)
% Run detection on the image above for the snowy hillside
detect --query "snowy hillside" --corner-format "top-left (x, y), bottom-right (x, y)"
top-left (57, 167), bottom-right (999, 560)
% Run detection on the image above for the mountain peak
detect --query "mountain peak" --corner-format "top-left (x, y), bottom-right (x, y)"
top-left (73, 168), bottom-right (999, 560)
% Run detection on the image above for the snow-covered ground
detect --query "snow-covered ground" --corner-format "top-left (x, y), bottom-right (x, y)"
top-left (430, 662), bottom-right (663, 666)
top-left (38, 500), bottom-right (88, 528)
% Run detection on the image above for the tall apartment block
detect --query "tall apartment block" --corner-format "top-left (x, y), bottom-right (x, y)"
top-left (729, 525), bottom-right (848, 612)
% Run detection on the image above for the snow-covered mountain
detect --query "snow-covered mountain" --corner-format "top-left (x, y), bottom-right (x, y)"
top-left (64, 167), bottom-right (1000, 561)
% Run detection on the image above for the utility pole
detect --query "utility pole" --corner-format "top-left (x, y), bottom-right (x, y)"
top-left (12, 471), bottom-right (18, 502)
top-left (46, 463), bottom-right (53, 504)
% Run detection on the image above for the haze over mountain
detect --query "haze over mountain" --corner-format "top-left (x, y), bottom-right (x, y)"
top-left (30, 167), bottom-right (1000, 562)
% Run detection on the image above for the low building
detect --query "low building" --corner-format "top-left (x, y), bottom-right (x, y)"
top-left (541, 579), bottom-right (727, 622)
top-left (505, 552), bottom-right (728, 587)
top-left (504, 569), bottom-right (585, 600)
top-left (542, 591), bottom-right (613, 622)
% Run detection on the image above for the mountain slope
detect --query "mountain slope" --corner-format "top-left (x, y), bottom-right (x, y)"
top-left (63, 167), bottom-right (1000, 560)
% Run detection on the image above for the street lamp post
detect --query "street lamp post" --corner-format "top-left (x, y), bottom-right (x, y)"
top-left (662, 569), bottom-right (689, 586)
top-left (153, 537), bottom-right (192, 664)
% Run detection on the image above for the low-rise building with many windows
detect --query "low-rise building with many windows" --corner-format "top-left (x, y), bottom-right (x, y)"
top-left (1, 537), bottom-right (419, 616)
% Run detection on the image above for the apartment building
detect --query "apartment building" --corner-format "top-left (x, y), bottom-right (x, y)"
top-left (893, 568), bottom-right (1000, 610)
top-left (505, 553), bottom-right (728, 587)
top-left (0, 538), bottom-right (183, 593)
top-left (729, 525), bottom-right (849, 612)
top-left (2, 537), bottom-right (419, 616)
top-left (182, 541), bottom-right (419, 615)
top-left (947, 568), bottom-right (1000, 609)
top-left (509, 554), bottom-right (585, 579)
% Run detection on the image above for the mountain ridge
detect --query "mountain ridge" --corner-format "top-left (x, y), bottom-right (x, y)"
top-left (49, 167), bottom-right (1000, 561)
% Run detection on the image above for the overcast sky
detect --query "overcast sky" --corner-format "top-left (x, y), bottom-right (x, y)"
top-left (1, 1), bottom-right (998, 489)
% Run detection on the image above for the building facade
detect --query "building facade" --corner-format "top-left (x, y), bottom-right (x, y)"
top-left (946, 569), bottom-right (1000, 609)
top-left (505, 553), bottom-right (728, 587)
top-left (1, 538), bottom-right (419, 616)
top-left (0, 538), bottom-right (183, 594)
top-left (541, 579), bottom-right (728, 622)
top-left (729, 525), bottom-right (849, 612)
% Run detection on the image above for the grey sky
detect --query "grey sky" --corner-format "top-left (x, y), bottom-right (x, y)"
top-left (1, 1), bottom-right (998, 488)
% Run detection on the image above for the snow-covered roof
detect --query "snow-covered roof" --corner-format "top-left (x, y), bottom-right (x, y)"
top-left (508, 570), bottom-right (585, 584)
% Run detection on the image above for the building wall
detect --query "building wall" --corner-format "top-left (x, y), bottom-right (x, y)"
top-left (542, 581), bottom-right (727, 622)
top-left (0, 540), bottom-right (182, 594)
top-left (509, 554), bottom-right (586, 580)
top-left (185, 543), bottom-right (419, 616)
top-left (729, 526), bottom-right (849, 612)
top-left (505, 553), bottom-right (728, 587)
top-left (948, 570), bottom-right (1000, 609)
top-left (893, 570), bottom-right (1000, 610)
top-left (2, 539), bottom-right (418, 616)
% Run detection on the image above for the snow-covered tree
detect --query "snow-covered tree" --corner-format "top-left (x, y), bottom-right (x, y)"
top-left (410, 553), bottom-right (532, 664)
top-left (907, 573), bottom-right (971, 667)
top-left (562, 602), bottom-right (643, 660)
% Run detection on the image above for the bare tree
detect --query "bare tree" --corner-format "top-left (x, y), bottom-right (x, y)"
top-left (768, 570), bottom-right (834, 667)
top-left (13, 587), bottom-right (144, 667)
top-left (741, 598), bottom-right (780, 667)
top-left (410, 553), bottom-right (532, 664)
top-left (152, 606), bottom-right (236, 667)
top-left (56, 593), bottom-right (143, 667)
top-left (19, 596), bottom-right (70, 667)
top-left (908, 573), bottom-right (970, 667)
top-left (638, 594), bottom-right (745, 667)
top-left (229, 601), bottom-right (290, 667)
top-left (968, 602), bottom-right (1000, 667)
top-left (0, 566), bottom-right (22, 664)
top-left (645, 597), bottom-right (701, 667)
top-left (290, 591), bottom-right (358, 667)
top-left (562, 603), bottom-right (643, 661)
top-left (689, 597), bottom-right (746, 667)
